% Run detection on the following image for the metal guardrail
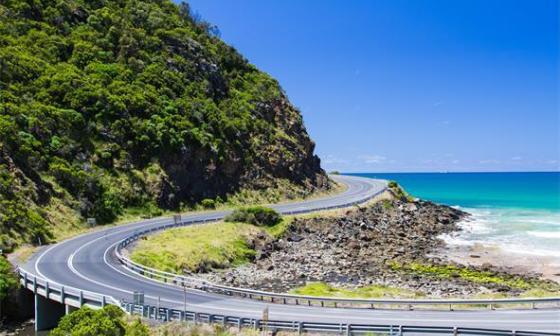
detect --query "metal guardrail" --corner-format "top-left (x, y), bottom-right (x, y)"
top-left (15, 267), bottom-right (560, 336)
top-left (16, 268), bottom-right (119, 309)
top-left (121, 301), bottom-right (560, 336)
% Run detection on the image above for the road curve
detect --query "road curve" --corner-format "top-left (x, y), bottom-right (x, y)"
top-left (20, 175), bottom-right (560, 331)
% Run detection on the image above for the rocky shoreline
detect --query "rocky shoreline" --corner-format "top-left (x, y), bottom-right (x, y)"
top-left (200, 195), bottom-right (559, 297)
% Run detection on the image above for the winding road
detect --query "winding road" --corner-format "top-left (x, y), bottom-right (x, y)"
top-left (20, 175), bottom-right (560, 331)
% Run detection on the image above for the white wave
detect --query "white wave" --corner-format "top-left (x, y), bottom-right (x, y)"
top-left (527, 231), bottom-right (560, 239)
top-left (443, 206), bottom-right (560, 257)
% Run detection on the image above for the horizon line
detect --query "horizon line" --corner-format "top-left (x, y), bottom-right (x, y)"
top-left (339, 170), bottom-right (560, 174)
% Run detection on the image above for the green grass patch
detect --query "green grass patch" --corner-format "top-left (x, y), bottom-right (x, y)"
top-left (390, 262), bottom-right (539, 290)
top-left (130, 222), bottom-right (260, 273)
top-left (388, 181), bottom-right (414, 202)
top-left (263, 217), bottom-right (294, 238)
top-left (290, 282), bottom-right (424, 299)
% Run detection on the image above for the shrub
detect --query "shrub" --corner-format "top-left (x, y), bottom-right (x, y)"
top-left (224, 206), bottom-right (281, 227)
top-left (51, 305), bottom-right (127, 336)
top-left (126, 318), bottom-right (150, 336)
top-left (0, 256), bottom-right (17, 301)
top-left (200, 198), bottom-right (216, 209)
top-left (387, 181), bottom-right (414, 202)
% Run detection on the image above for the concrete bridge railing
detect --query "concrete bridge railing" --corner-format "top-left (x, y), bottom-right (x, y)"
top-left (16, 268), bottom-right (119, 330)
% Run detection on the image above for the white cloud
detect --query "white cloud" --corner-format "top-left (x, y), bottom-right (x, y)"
top-left (359, 154), bottom-right (387, 164)
top-left (479, 159), bottom-right (500, 164)
top-left (322, 154), bottom-right (347, 165)
top-left (511, 156), bottom-right (522, 161)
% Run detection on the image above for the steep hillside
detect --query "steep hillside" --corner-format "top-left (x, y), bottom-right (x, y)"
top-left (0, 0), bottom-right (328, 251)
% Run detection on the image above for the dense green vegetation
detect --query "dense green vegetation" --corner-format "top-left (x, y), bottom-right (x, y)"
top-left (0, 0), bottom-right (327, 251)
top-left (51, 305), bottom-right (148, 336)
top-left (0, 255), bottom-right (17, 300)
top-left (224, 206), bottom-right (281, 227)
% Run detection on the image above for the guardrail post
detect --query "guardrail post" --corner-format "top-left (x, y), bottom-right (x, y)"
top-left (531, 302), bottom-right (536, 309)
top-left (60, 286), bottom-right (65, 303)
top-left (298, 321), bottom-right (303, 335)
top-left (166, 308), bottom-right (170, 321)
top-left (33, 276), bottom-right (37, 294)
top-left (45, 281), bottom-right (50, 298)
top-left (101, 296), bottom-right (106, 307)
top-left (24, 272), bottom-right (28, 287)
top-left (346, 324), bottom-right (351, 336)
top-left (398, 325), bottom-right (403, 336)
top-left (453, 326), bottom-right (458, 336)
top-left (512, 330), bottom-right (517, 336)
top-left (79, 291), bottom-right (84, 306)
top-left (449, 303), bottom-right (453, 311)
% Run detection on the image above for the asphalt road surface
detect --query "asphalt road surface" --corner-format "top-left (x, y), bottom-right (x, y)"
top-left (21, 175), bottom-right (560, 331)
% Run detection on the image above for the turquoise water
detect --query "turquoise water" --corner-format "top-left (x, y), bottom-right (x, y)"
top-left (349, 172), bottom-right (560, 257)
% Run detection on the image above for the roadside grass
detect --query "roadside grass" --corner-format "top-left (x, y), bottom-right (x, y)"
top-left (130, 222), bottom-right (261, 273)
top-left (221, 178), bottom-right (346, 208)
top-left (290, 282), bottom-right (425, 299)
top-left (129, 211), bottom-right (296, 274)
top-left (264, 217), bottom-right (295, 238)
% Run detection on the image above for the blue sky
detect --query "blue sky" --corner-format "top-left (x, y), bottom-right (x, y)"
top-left (187, 0), bottom-right (559, 172)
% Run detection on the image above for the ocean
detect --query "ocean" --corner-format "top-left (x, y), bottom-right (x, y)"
top-left (348, 172), bottom-right (560, 257)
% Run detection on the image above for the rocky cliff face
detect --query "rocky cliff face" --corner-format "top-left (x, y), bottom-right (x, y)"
top-left (0, 0), bottom-right (328, 250)
top-left (158, 93), bottom-right (328, 208)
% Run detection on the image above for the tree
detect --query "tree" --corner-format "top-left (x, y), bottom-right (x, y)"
top-left (50, 305), bottom-right (127, 336)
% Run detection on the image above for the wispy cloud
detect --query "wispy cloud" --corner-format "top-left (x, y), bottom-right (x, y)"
top-left (323, 154), bottom-right (347, 165)
top-left (511, 156), bottom-right (522, 161)
top-left (479, 159), bottom-right (501, 164)
top-left (359, 154), bottom-right (387, 164)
